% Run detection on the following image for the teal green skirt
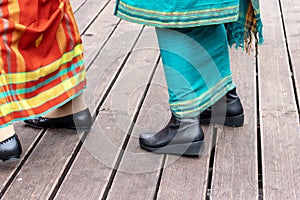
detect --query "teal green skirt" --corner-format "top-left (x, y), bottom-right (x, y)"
top-left (115, 0), bottom-right (239, 28)
top-left (156, 25), bottom-right (235, 117)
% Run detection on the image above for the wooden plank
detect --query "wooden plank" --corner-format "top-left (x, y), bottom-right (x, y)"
top-left (260, 111), bottom-right (300, 199)
top-left (73, 0), bottom-right (111, 34)
top-left (259, 0), bottom-right (300, 199)
top-left (54, 27), bottom-right (160, 200)
top-left (83, 19), bottom-right (143, 114)
top-left (157, 136), bottom-right (211, 200)
top-left (72, 0), bottom-right (121, 68)
top-left (157, 121), bottom-right (212, 199)
top-left (210, 49), bottom-right (258, 199)
top-left (259, 1), bottom-right (296, 112)
top-left (72, 0), bottom-right (120, 68)
top-left (1, 11), bottom-right (143, 200)
top-left (0, 123), bottom-right (41, 193)
top-left (106, 60), bottom-right (166, 200)
top-left (80, 1), bottom-right (121, 68)
top-left (280, 0), bottom-right (300, 107)
top-left (69, 0), bottom-right (87, 12)
top-left (2, 129), bottom-right (80, 200)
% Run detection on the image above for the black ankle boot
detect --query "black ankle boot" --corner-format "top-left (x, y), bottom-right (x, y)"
top-left (139, 114), bottom-right (204, 156)
top-left (200, 88), bottom-right (244, 127)
top-left (0, 134), bottom-right (22, 162)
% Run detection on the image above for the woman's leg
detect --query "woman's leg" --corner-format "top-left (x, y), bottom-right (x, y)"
top-left (44, 93), bottom-right (87, 118)
top-left (24, 92), bottom-right (92, 130)
top-left (139, 24), bottom-right (239, 155)
top-left (157, 25), bottom-right (244, 127)
top-left (156, 25), bottom-right (235, 117)
top-left (21, 0), bottom-right (92, 130)
top-left (0, 125), bottom-right (15, 142)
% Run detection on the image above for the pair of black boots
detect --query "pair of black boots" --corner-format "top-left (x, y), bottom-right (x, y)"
top-left (139, 88), bottom-right (244, 156)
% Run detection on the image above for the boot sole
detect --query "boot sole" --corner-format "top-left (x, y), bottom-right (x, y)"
top-left (140, 140), bottom-right (204, 156)
top-left (2, 155), bottom-right (20, 162)
top-left (25, 123), bottom-right (91, 131)
top-left (200, 114), bottom-right (244, 127)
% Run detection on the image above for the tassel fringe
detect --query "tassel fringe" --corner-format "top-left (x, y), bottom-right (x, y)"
top-left (226, 0), bottom-right (264, 53)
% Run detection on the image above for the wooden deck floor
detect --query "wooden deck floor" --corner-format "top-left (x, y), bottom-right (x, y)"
top-left (1, 0), bottom-right (300, 199)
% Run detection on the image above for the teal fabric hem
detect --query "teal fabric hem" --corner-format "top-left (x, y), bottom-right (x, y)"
top-left (115, 0), bottom-right (239, 28)
top-left (116, 12), bottom-right (238, 28)
top-left (171, 77), bottom-right (236, 118)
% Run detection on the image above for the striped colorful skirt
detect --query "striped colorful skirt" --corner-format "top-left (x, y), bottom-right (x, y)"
top-left (0, 0), bottom-right (86, 128)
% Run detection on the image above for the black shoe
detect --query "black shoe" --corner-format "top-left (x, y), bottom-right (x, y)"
top-left (139, 114), bottom-right (204, 156)
top-left (24, 108), bottom-right (93, 131)
top-left (0, 134), bottom-right (22, 162)
top-left (200, 88), bottom-right (244, 127)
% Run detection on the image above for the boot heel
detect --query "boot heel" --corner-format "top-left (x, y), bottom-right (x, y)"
top-left (2, 155), bottom-right (20, 162)
top-left (140, 140), bottom-right (204, 156)
top-left (200, 114), bottom-right (244, 127)
top-left (224, 114), bottom-right (244, 127)
top-left (183, 140), bottom-right (204, 156)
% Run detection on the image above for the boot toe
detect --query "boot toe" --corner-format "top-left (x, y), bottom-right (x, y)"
top-left (0, 134), bottom-right (22, 162)
top-left (24, 117), bottom-right (46, 129)
top-left (139, 132), bottom-right (155, 147)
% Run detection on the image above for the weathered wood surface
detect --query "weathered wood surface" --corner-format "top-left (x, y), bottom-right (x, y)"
top-left (157, 139), bottom-right (211, 200)
top-left (55, 27), bottom-right (160, 200)
top-left (105, 60), bottom-right (165, 200)
top-left (0, 0), bottom-right (299, 199)
top-left (0, 123), bottom-right (41, 196)
top-left (259, 0), bottom-right (300, 200)
top-left (280, 0), bottom-right (300, 106)
top-left (210, 49), bottom-right (258, 200)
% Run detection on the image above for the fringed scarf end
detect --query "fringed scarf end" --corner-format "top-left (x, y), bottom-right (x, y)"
top-left (227, 22), bottom-right (264, 53)
top-left (226, 0), bottom-right (264, 53)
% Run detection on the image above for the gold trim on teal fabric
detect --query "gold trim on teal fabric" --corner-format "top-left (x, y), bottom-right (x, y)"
top-left (115, 1), bottom-right (239, 28)
top-left (170, 75), bottom-right (235, 117)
